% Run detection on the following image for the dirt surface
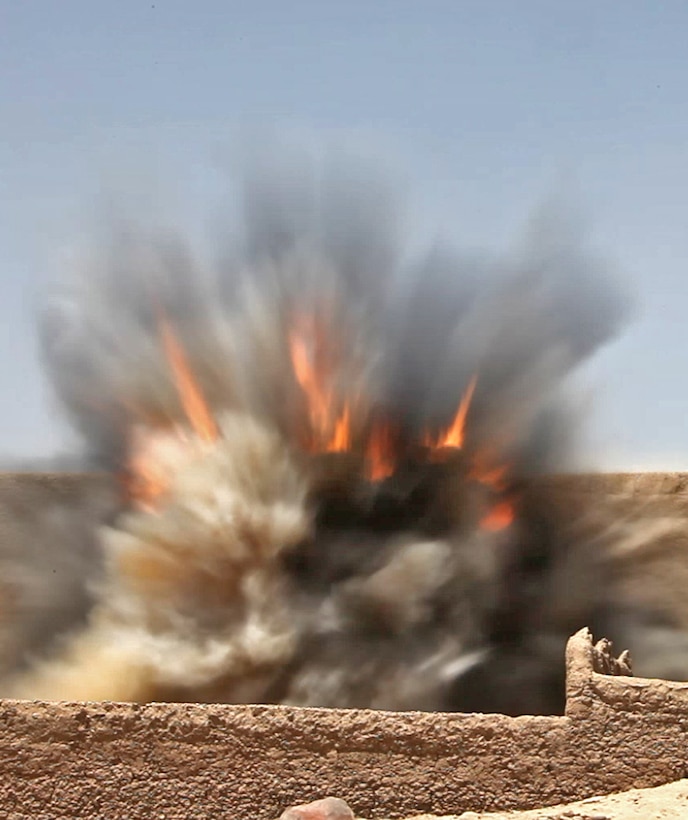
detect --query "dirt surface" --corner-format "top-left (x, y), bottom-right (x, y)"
top-left (392, 778), bottom-right (688, 819)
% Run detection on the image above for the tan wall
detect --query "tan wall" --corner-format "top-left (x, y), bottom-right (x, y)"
top-left (0, 630), bottom-right (686, 819)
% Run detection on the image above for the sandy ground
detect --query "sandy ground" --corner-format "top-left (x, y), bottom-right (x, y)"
top-left (389, 779), bottom-right (688, 820)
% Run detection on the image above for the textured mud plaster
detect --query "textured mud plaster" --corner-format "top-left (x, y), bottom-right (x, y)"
top-left (0, 629), bottom-right (686, 820)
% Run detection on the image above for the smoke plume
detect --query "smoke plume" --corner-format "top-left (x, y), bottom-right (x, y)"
top-left (0, 150), bottom-right (638, 713)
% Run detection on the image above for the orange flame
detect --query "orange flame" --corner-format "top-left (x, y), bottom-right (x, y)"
top-left (289, 313), bottom-right (351, 452)
top-left (158, 315), bottom-right (217, 442)
top-left (470, 460), bottom-right (509, 491)
top-left (328, 403), bottom-right (352, 452)
top-left (126, 312), bottom-right (218, 510)
top-left (127, 425), bottom-right (192, 511)
top-left (471, 447), bottom-right (514, 531)
top-left (480, 500), bottom-right (515, 532)
top-left (365, 421), bottom-right (395, 481)
top-left (423, 375), bottom-right (477, 452)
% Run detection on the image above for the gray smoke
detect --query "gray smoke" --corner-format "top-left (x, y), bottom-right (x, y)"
top-left (0, 473), bottom-right (118, 680)
top-left (38, 153), bottom-right (630, 474)
top-left (0, 149), bottom-right (642, 713)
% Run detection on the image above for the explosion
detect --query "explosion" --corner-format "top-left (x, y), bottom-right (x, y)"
top-left (0, 152), bottom-right (635, 714)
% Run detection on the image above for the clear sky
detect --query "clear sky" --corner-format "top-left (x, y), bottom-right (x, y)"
top-left (2, 1), bottom-right (688, 469)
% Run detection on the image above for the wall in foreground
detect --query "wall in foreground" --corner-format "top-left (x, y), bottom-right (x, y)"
top-left (0, 630), bottom-right (687, 820)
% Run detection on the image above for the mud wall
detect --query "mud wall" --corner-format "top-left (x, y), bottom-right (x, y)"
top-left (0, 630), bottom-right (686, 819)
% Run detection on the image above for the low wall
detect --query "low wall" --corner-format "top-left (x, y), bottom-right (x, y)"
top-left (0, 630), bottom-right (686, 820)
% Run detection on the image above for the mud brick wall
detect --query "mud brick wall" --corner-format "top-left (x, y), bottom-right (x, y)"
top-left (0, 630), bottom-right (686, 819)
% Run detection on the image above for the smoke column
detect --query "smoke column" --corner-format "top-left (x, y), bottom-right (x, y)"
top-left (0, 148), bottom-right (635, 713)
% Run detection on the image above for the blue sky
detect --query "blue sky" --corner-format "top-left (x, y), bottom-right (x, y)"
top-left (2, 1), bottom-right (688, 468)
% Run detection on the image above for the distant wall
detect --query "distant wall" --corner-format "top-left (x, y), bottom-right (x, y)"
top-left (2, 470), bottom-right (688, 537)
top-left (3, 470), bottom-right (688, 530)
